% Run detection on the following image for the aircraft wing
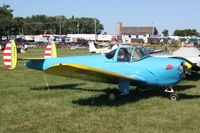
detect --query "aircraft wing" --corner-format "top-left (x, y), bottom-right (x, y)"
top-left (45, 64), bottom-right (147, 85)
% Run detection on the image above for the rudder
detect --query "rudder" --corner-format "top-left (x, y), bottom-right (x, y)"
top-left (44, 42), bottom-right (57, 58)
top-left (3, 40), bottom-right (17, 69)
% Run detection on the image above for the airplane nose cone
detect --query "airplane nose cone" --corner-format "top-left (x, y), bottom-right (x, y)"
top-left (183, 61), bottom-right (192, 75)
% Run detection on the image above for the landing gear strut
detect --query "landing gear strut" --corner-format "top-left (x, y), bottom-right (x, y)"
top-left (107, 81), bottom-right (130, 100)
top-left (165, 86), bottom-right (179, 101)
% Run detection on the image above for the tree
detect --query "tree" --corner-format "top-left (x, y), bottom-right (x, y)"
top-left (0, 4), bottom-right (13, 36)
top-left (0, 4), bottom-right (104, 36)
top-left (63, 17), bottom-right (104, 34)
top-left (173, 29), bottom-right (199, 36)
top-left (20, 16), bottom-right (104, 35)
top-left (23, 15), bottom-right (49, 35)
top-left (12, 17), bottom-right (25, 35)
top-left (0, 4), bottom-right (13, 47)
top-left (162, 29), bottom-right (169, 37)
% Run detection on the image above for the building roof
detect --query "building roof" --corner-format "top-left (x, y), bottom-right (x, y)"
top-left (122, 27), bottom-right (158, 35)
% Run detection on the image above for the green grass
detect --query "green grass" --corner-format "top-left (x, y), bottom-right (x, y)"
top-left (1, 48), bottom-right (200, 133)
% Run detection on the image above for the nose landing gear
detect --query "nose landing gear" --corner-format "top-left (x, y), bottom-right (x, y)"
top-left (165, 86), bottom-right (179, 101)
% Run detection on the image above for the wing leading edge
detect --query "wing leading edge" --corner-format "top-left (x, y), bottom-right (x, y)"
top-left (45, 64), bottom-right (147, 85)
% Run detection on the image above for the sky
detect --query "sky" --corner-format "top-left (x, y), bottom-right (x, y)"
top-left (0, 0), bottom-right (200, 35)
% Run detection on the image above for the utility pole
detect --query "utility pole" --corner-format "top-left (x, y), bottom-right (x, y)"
top-left (94, 18), bottom-right (97, 35)
top-left (77, 22), bottom-right (80, 34)
top-left (94, 18), bottom-right (97, 41)
top-left (151, 22), bottom-right (154, 36)
top-left (21, 27), bottom-right (24, 35)
top-left (59, 18), bottom-right (62, 35)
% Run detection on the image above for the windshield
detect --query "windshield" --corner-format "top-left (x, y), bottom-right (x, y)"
top-left (105, 49), bottom-right (117, 59)
top-left (133, 48), bottom-right (149, 61)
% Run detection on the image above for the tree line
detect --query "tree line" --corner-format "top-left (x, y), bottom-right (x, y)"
top-left (0, 4), bottom-right (104, 37)
top-left (173, 29), bottom-right (199, 36)
top-left (0, 4), bottom-right (199, 38)
top-left (162, 29), bottom-right (199, 37)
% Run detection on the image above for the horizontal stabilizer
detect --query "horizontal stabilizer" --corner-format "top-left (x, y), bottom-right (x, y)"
top-left (25, 59), bottom-right (45, 71)
top-left (18, 58), bottom-right (44, 61)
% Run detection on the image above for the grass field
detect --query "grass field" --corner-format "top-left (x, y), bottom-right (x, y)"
top-left (0, 48), bottom-right (200, 133)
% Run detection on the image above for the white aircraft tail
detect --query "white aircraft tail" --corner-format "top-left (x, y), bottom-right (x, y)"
top-left (89, 42), bottom-right (97, 53)
top-left (89, 42), bottom-right (119, 53)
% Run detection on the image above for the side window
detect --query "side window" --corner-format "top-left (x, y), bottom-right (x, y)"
top-left (132, 48), bottom-right (148, 61)
top-left (117, 48), bottom-right (132, 62)
top-left (133, 49), bottom-right (141, 61)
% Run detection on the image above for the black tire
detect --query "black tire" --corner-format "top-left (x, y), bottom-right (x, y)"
top-left (107, 90), bottom-right (120, 100)
top-left (169, 93), bottom-right (179, 101)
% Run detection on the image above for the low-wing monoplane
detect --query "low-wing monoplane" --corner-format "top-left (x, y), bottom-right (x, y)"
top-left (3, 40), bottom-right (192, 100)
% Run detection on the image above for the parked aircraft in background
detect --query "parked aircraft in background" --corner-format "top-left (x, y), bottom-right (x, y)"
top-left (3, 40), bottom-right (192, 101)
top-left (88, 42), bottom-right (118, 53)
top-left (153, 46), bottom-right (200, 73)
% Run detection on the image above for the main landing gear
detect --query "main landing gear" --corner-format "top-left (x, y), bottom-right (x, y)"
top-left (107, 84), bottom-right (180, 101)
top-left (107, 81), bottom-right (130, 100)
top-left (165, 86), bottom-right (179, 101)
top-left (107, 89), bottom-right (120, 100)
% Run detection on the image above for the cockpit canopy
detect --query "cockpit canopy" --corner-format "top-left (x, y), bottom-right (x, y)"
top-left (105, 47), bottom-right (149, 62)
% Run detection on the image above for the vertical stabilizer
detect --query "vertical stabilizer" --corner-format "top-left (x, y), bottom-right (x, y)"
top-left (89, 42), bottom-right (97, 53)
top-left (3, 40), bottom-right (17, 69)
top-left (44, 42), bottom-right (57, 58)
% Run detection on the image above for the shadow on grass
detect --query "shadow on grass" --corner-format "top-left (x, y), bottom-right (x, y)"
top-left (185, 73), bottom-right (200, 81)
top-left (175, 84), bottom-right (196, 91)
top-left (179, 94), bottom-right (200, 100)
top-left (72, 85), bottom-right (200, 106)
top-left (31, 83), bottom-right (200, 106)
top-left (30, 84), bottom-right (83, 90)
top-left (72, 89), bottom-right (155, 106)
top-left (30, 83), bottom-right (105, 92)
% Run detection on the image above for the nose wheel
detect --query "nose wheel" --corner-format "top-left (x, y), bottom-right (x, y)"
top-left (165, 86), bottom-right (179, 101)
top-left (169, 93), bottom-right (179, 101)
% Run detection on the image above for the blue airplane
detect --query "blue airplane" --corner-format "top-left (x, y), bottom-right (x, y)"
top-left (3, 40), bottom-right (191, 100)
